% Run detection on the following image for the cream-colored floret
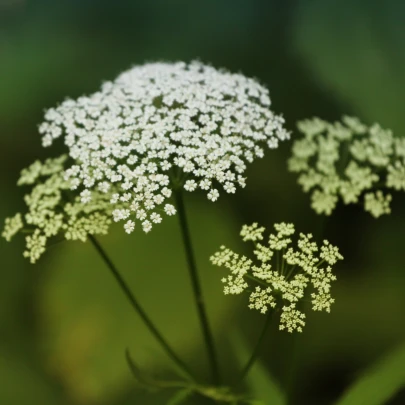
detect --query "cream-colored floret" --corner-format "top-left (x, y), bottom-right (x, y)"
top-left (364, 191), bottom-right (392, 218)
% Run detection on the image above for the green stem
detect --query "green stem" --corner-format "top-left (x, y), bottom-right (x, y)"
top-left (174, 190), bottom-right (220, 385)
top-left (238, 310), bottom-right (273, 382)
top-left (88, 234), bottom-right (194, 381)
top-left (245, 273), bottom-right (269, 287)
top-left (284, 264), bottom-right (297, 280)
top-left (284, 217), bottom-right (329, 405)
top-left (281, 248), bottom-right (286, 275)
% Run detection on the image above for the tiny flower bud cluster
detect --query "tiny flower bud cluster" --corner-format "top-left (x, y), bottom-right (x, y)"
top-left (38, 61), bottom-right (289, 232)
top-left (210, 223), bottom-right (343, 333)
top-left (2, 156), bottom-right (149, 262)
top-left (288, 116), bottom-right (405, 217)
top-left (2, 213), bottom-right (23, 242)
top-left (2, 156), bottom-right (114, 262)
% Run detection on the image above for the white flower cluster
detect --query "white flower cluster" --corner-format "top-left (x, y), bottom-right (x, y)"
top-left (39, 61), bottom-right (289, 232)
top-left (2, 156), bottom-right (118, 263)
top-left (288, 116), bottom-right (405, 217)
top-left (210, 223), bottom-right (343, 333)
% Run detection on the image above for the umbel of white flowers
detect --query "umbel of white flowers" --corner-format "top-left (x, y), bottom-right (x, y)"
top-left (38, 61), bottom-right (289, 234)
top-left (1, 156), bottom-right (142, 263)
top-left (2, 155), bottom-right (177, 263)
top-left (210, 223), bottom-right (343, 333)
top-left (288, 116), bottom-right (405, 217)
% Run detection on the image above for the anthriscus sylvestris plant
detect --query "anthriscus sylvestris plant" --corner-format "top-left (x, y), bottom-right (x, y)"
top-left (5, 55), bottom-right (404, 404)
top-left (5, 61), bottom-right (323, 403)
top-left (288, 116), bottom-right (405, 217)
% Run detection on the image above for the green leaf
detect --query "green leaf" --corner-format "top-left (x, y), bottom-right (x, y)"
top-left (232, 331), bottom-right (286, 405)
top-left (334, 342), bottom-right (405, 405)
top-left (167, 388), bottom-right (193, 405)
top-left (125, 349), bottom-right (155, 389)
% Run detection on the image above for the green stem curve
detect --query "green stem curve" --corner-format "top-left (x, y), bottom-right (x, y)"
top-left (174, 190), bottom-right (220, 385)
top-left (238, 310), bottom-right (273, 382)
top-left (88, 234), bottom-right (194, 381)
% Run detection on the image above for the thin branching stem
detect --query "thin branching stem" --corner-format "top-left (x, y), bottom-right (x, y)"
top-left (174, 190), bottom-right (220, 385)
top-left (238, 310), bottom-right (273, 382)
top-left (245, 273), bottom-right (268, 287)
top-left (88, 234), bottom-right (194, 381)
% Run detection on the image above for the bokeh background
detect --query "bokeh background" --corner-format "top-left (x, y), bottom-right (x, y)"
top-left (1, 1), bottom-right (405, 404)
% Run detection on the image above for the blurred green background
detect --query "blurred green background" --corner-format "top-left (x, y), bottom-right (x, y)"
top-left (1, 0), bottom-right (405, 404)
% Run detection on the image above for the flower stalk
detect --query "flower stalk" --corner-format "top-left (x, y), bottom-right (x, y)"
top-left (174, 190), bottom-right (220, 385)
top-left (238, 309), bottom-right (273, 382)
top-left (88, 234), bottom-right (194, 381)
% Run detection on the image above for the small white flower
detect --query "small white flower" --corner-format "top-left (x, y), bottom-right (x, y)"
top-left (120, 193), bottom-right (132, 202)
top-left (161, 160), bottom-right (171, 171)
top-left (150, 213), bottom-right (162, 224)
top-left (110, 193), bottom-right (119, 204)
top-left (184, 180), bottom-right (197, 192)
top-left (80, 190), bottom-right (92, 204)
top-left (237, 176), bottom-right (246, 188)
top-left (136, 209), bottom-right (147, 221)
top-left (153, 194), bottom-right (164, 205)
top-left (142, 220), bottom-right (152, 233)
top-left (144, 199), bottom-right (155, 210)
top-left (127, 155), bottom-right (138, 165)
top-left (207, 189), bottom-right (219, 202)
top-left (70, 178), bottom-right (80, 190)
top-left (113, 209), bottom-right (130, 222)
top-left (130, 200), bottom-right (139, 211)
top-left (164, 204), bottom-right (176, 216)
top-left (364, 191), bottom-right (392, 218)
top-left (200, 179), bottom-right (211, 191)
top-left (98, 182), bottom-right (111, 193)
top-left (124, 220), bottom-right (135, 234)
top-left (161, 187), bottom-right (172, 198)
top-left (224, 181), bottom-right (236, 194)
top-left (267, 138), bottom-right (279, 149)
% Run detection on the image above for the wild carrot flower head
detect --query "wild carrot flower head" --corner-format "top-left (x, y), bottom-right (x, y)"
top-left (38, 61), bottom-right (289, 233)
top-left (210, 223), bottom-right (343, 332)
top-left (288, 116), bottom-right (405, 217)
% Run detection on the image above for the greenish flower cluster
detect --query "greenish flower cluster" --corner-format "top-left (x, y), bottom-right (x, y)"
top-left (210, 223), bottom-right (343, 333)
top-left (288, 116), bottom-right (405, 217)
top-left (2, 155), bottom-right (116, 263)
